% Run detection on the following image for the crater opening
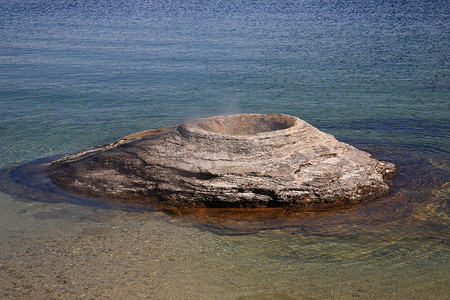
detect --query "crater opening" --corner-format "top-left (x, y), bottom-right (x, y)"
top-left (185, 114), bottom-right (298, 136)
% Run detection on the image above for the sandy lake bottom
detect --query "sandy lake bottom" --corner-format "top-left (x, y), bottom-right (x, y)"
top-left (0, 144), bottom-right (448, 299)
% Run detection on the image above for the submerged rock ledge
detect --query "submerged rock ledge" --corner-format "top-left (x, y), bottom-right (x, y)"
top-left (48, 114), bottom-right (396, 209)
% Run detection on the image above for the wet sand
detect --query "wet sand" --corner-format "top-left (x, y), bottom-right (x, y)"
top-left (0, 193), bottom-right (234, 299)
top-left (1, 190), bottom-right (448, 300)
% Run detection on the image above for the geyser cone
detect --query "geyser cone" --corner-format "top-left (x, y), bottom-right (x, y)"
top-left (48, 114), bottom-right (396, 208)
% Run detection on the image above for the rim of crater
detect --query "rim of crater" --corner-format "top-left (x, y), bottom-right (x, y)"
top-left (177, 113), bottom-right (307, 139)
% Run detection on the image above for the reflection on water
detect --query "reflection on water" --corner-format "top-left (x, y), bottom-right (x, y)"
top-left (1, 141), bottom-right (448, 242)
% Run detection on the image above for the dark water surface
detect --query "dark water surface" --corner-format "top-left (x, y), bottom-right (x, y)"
top-left (1, 0), bottom-right (449, 298)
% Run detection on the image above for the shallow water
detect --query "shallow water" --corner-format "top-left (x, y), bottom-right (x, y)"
top-left (1, 0), bottom-right (449, 298)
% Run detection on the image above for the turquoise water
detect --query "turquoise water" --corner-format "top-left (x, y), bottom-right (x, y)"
top-left (1, 0), bottom-right (449, 298)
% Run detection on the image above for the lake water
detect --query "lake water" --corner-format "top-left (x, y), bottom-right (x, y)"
top-left (0, 0), bottom-right (449, 298)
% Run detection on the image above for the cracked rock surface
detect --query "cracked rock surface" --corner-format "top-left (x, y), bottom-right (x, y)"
top-left (48, 114), bottom-right (396, 208)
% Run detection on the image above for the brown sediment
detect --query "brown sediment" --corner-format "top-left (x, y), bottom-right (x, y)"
top-left (1, 189), bottom-right (448, 299)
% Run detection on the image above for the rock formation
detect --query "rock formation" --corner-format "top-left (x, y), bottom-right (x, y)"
top-left (48, 114), bottom-right (396, 208)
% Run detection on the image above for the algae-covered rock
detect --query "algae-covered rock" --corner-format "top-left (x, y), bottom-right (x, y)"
top-left (48, 114), bottom-right (396, 208)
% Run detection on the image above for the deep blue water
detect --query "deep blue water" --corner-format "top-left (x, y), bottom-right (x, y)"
top-left (0, 1), bottom-right (449, 296)
top-left (1, 0), bottom-right (448, 167)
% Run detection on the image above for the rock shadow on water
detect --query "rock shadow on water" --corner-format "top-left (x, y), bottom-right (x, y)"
top-left (0, 156), bottom-right (158, 215)
top-left (0, 158), bottom-right (415, 238)
top-left (0, 150), bottom-right (439, 241)
top-left (0, 116), bottom-right (448, 240)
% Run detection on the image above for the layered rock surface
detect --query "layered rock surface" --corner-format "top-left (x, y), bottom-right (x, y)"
top-left (48, 114), bottom-right (396, 208)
